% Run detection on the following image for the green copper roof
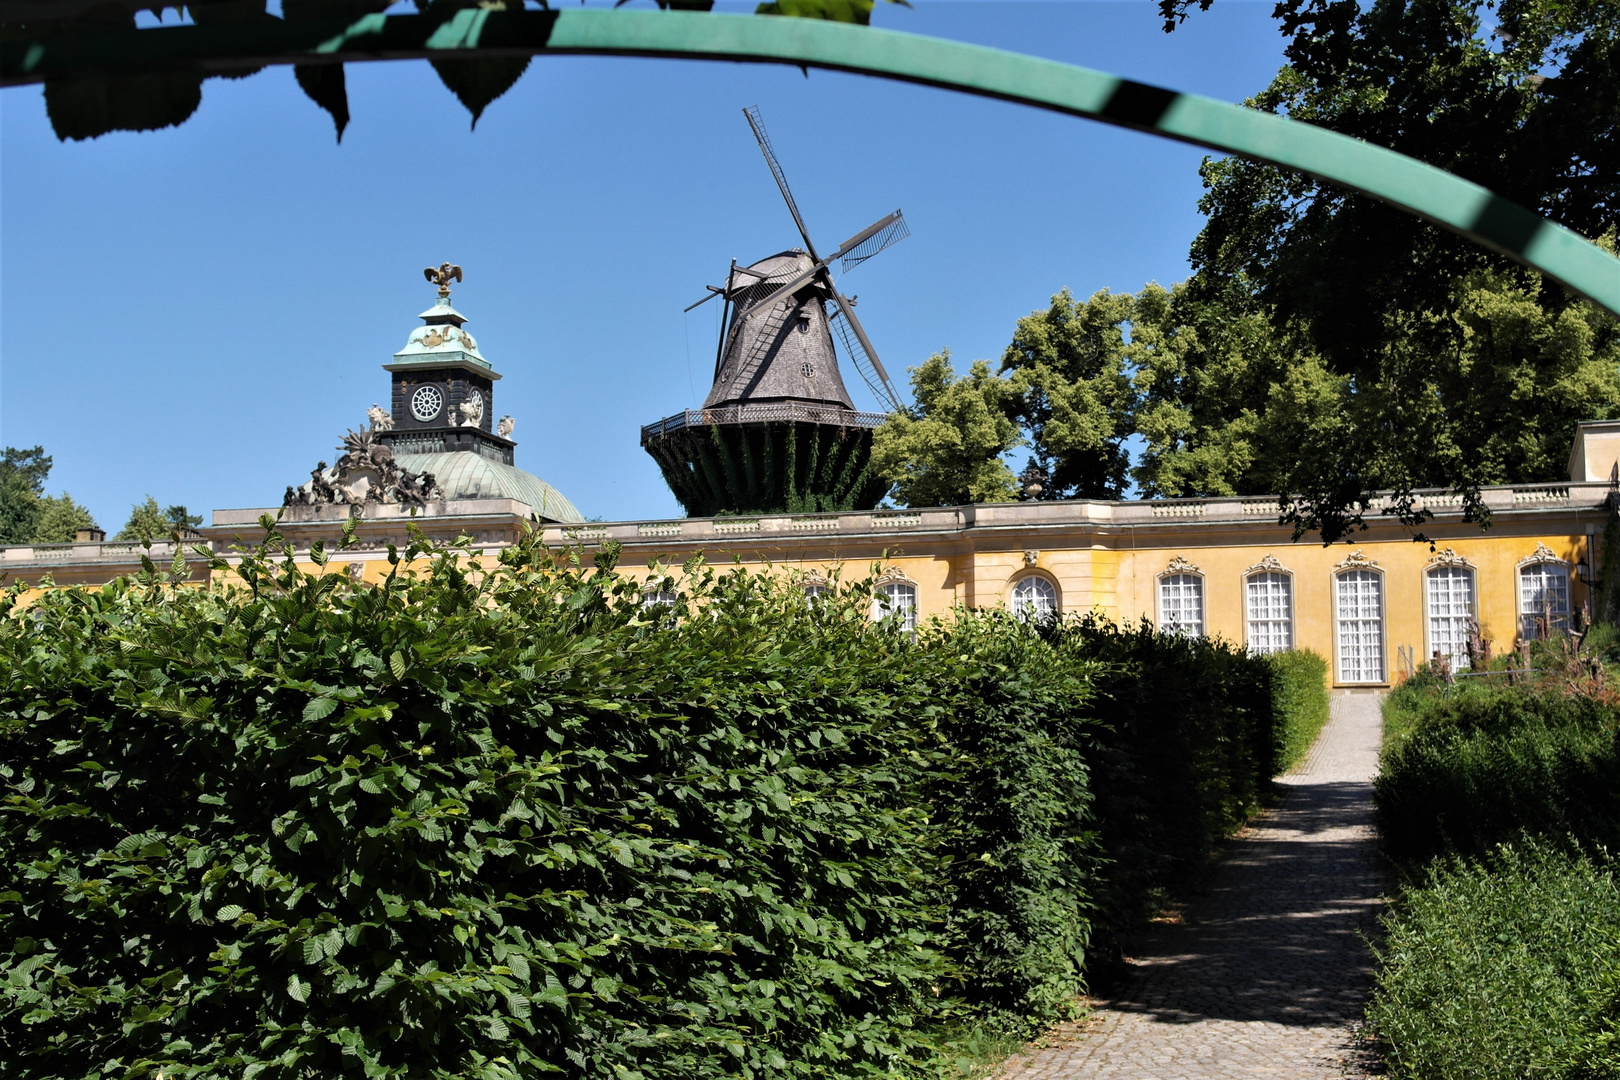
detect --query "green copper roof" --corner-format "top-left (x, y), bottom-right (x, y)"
top-left (393, 296), bottom-right (491, 368)
top-left (396, 451), bottom-right (583, 523)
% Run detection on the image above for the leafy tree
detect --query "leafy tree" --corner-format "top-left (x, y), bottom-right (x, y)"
top-left (29, 493), bottom-right (98, 545)
top-left (871, 350), bottom-right (1024, 507)
top-left (115, 496), bottom-right (203, 543)
top-left (0, 447), bottom-right (54, 545)
top-left (999, 288), bottom-right (1137, 500)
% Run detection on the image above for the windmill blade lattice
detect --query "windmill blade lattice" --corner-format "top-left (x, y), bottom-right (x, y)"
top-left (839, 212), bottom-right (909, 273)
top-left (828, 301), bottom-right (903, 413)
top-left (743, 105), bottom-right (819, 259)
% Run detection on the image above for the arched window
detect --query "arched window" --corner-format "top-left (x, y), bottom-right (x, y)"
top-left (1158, 573), bottom-right (1204, 638)
top-left (1010, 575), bottom-right (1058, 622)
top-left (872, 579), bottom-right (917, 631)
top-left (1426, 561), bottom-right (1476, 670)
top-left (804, 584), bottom-right (830, 600)
top-left (1518, 547), bottom-right (1570, 639)
top-left (1245, 569), bottom-right (1293, 655)
top-left (1335, 567), bottom-right (1385, 683)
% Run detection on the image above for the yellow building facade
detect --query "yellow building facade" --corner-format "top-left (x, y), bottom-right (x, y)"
top-left (5, 441), bottom-right (1613, 691)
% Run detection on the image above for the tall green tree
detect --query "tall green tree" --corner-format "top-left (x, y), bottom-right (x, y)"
top-left (0, 447), bottom-right (54, 545)
top-left (1187, 0), bottom-right (1617, 372)
top-left (871, 351), bottom-right (1024, 507)
top-left (30, 494), bottom-right (98, 545)
top-left (999, 288), bottom-right (1137, 500)
top-left (115, 497), bottom-right (203, 543)
top-left (1129, 267), bottom-right (1620, 540)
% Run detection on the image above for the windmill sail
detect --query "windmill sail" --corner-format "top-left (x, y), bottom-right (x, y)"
top-left (839, 212), bottom-right (909, 273)
top-left (827, 300), bottom-right (903, 414)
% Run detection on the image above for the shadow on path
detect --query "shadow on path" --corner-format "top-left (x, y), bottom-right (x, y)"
top-left (1002, 694), bottom-right (1387, 1079)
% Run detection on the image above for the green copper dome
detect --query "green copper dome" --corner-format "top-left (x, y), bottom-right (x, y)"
top-left (395, 452), bottom-right (583, 523)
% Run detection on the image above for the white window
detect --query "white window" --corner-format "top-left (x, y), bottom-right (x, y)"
top-left (1158, 574), bottom-right (1204, 638)
top-left (641, 588), bottom-right (677, 610)
top-left (804, 584), bottom-right (830, 600)
top-left (1427, 566), bottom-right (1475, 671)
top-left (1245, 572), bottom-right (1293, 655)
top-left (1519, 560), bottom-right (1570, 639)
top-left (1010, 576), bottom-right (1058, 622)
top-left (1336, 570), bottom-right (1385, 683)
top-left (872, 581), bottom-right (917, 631)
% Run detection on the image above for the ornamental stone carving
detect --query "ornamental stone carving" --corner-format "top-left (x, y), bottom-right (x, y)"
top-left (1164, 555), bottom-right (1201, 575)
top-left (1334, 548), bottom-right (1379, 571)
top-left (282, 421), bottom-right (440, 511)
top-left (367, 403), bottom-right (394, 431)
top-left (1244, 553), bottom-right (1289, 576)
top-left (497, 415), bottom-right (515, 438)
top-left (1518, 542), bottom-right (1564, 567)
top-left (1023, 549), bottom-right (1040, 568)
top-left (873, 565), bottom-right (914, 587)
top-left (1426, 547), bottom-right (1473, 569)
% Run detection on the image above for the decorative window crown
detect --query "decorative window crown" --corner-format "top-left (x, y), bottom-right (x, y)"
top-left (800, 569), bottom-right (832, 590)
top-left (1517, 542), bottom-right (1565, 567)
top-left (1023, 549), bottom-right (1040, 568)
top-left (1427, 547), bottom-right (1473, 569)
top-left (873, 566), bottom-right (914, 587)
top-left (1334, 548), bottom-right (1379, 572)
top-left (1245, 553), bottom-right (1289, 576)
top-left (1164, 555), bottom-right (1201, 576)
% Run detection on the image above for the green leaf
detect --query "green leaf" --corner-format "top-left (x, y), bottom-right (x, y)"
top-left (389, 650), bottom-right (407, 680)
top-left (287, 974), bottom-right (308, 1003)
top-left (754, 0), bottom-right (879, 24)
top-left (215, 905), bottom-right (244, 922)
top-left (303, 697), bottom-right (339, 723)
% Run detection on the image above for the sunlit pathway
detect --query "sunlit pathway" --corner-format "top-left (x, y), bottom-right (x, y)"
top-left (999, 694), bottom-right (1386, 1079)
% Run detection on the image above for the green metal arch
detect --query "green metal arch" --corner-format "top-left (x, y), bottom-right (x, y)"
top-left (5, 8), bottom-right (1617, 315)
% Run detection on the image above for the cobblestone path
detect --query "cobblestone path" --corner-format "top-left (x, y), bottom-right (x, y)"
top-left (1000, 693), bottom-right (1386, 1079)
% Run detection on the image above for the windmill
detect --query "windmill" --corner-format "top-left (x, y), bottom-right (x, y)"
top-left (641, 106), bottom-right (911, 517)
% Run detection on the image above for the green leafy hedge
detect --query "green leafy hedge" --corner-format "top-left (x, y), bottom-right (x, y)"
top-left (1368, 842), bottom-right (1620, 1080)
top-left (1369, 675), bottom-right (1620, 1078)
top-left (1374, 681), bottom-right (1620, 869)
top-left (1042, 618), bottom-right (1278, 969)
top-left (1265, 650), bottom-right (1330, 776)
top-left (0, 530), bottom-right (1283, 1076)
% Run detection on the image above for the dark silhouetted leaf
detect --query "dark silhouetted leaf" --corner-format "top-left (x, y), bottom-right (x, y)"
top-left (294, 63), bottom-right (350, 142)
top-left (429, 55), bottom-right (531, 129)
top-left (44, 72), bottom-right (204, 141)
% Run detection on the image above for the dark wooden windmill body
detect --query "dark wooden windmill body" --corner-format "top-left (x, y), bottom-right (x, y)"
top-left (642, 107), bottom-right (908, 517)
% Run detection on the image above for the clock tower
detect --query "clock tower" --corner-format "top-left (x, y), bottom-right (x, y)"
top-left (378, 263), bottom-right (514, 466)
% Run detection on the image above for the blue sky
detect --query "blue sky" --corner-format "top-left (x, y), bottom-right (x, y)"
top-left (0, 1), bottom-right (1289, 527)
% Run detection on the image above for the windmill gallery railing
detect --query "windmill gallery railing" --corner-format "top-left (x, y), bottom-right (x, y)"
top-left (3, 8), bottom-right (1617, 317)
top-left (640, 403), bottom-right (889, 444)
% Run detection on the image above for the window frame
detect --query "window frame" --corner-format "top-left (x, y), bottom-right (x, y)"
top-left (871, 572), bottom-right (919, 632)
top-left (1157, 568), bottom-right (1206, 639)
top-left (1517, 547), bottom-right (1572, 640)
top-left (1243, 565), bottom-right (1294, 656)
top-left (1008, 572), bottom-right (1060, 623)
top-left (1424, 559), bottom-right (1477, 672)
top-left (1333, 564), bottom-right (1387, 685)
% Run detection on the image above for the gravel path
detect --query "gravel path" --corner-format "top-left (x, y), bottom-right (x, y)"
top-left (999, 693), bottom-right (1386, 1079)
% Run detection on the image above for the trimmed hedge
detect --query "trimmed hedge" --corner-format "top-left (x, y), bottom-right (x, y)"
top-left (1374, 681), bottom-right (1620, 868)
top-left (1368, 842), bottom-right (1620, 1080)
top-left (1370, 675), bottom-right (1620, 1078)
top-left (0, 530), bottom-right (1284, 1076)
top-left (1266, 650), bottom-right (1330, 776)
top-left (1046, 618), bottom-right (1277, 967)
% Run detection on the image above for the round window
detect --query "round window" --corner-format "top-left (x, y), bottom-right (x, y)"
top-left (410, 384), bottom-right (444, 422)
top-left (801, 362), bottom-right (815, 379)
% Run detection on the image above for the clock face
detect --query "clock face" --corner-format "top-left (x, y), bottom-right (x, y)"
top-left (410, 384), bottom-right (444, 422)
top-left (467, 389), bottom-right (484, 410)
